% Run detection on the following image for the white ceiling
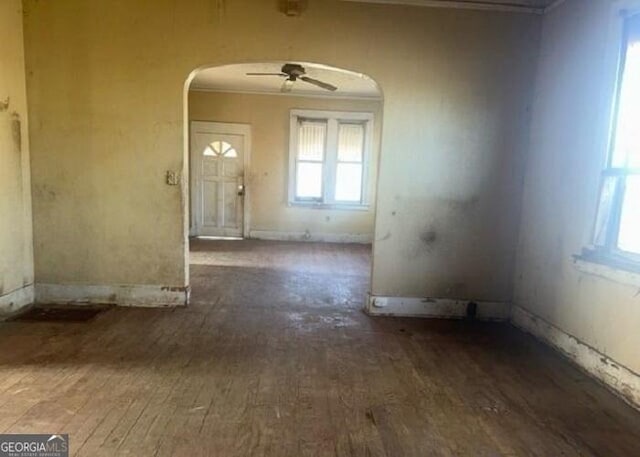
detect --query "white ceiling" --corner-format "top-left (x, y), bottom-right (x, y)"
top-left (341, 0), bottom-right (559, 13)
top-left (190, 63), bottom-right (381, 99)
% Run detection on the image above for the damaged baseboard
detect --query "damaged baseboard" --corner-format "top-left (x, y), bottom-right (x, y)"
top-left (248, 230), bottom-right (372, 244)
top-left (35, 283), bottom-right (189, 308)
top-left (511, 305), bottom-right (640, 410)
top-left (365, 294), bottom-right (510, 320)
top-left (0, 284), bottom-right (34, 318)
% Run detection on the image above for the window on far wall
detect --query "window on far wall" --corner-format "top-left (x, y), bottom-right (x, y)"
top-left (289, 109), bottom-right (373, 208)
top-left (589, 13), bottom-right (640, 269)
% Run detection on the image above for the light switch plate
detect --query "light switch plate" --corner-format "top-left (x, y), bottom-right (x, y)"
top-left (166, 171), bottom-right (180, 186)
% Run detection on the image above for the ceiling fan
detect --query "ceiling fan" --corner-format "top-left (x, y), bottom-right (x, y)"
top-left (246, 63), bottom-right (338, 93)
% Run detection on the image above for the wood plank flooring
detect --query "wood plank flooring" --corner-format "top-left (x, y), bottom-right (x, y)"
top-left (0, 239), bottom-right (639, 456)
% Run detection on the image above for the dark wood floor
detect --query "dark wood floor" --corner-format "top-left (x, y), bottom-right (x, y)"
top-left (0, 239), bottom-right (639, 456)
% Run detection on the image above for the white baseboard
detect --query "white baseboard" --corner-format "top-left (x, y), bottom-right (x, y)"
top-left (365, 294), bottom-right (510, 321)
top-left (512, 305), bottom-right (640, 410)
top-left (35, 283), bottom-right (189, 308)
top-left (248, 230), bottom-right (372, 244)
top-left (0, 284), bottom-right (34, 318)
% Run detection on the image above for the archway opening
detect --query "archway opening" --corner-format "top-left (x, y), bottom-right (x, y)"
top-left (183, 61), bottom-right (383, 311)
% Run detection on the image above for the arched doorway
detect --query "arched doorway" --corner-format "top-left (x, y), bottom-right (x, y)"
top-left (183, 61), bottom-right (383, 309)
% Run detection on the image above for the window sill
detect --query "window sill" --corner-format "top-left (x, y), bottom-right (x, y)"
top-left (573, 251), bottom-right (640, 288)
top-left (288, 201), bottom-right (370, 212)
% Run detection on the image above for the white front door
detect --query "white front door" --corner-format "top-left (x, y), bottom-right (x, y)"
top-left (190, 122), bottom-right (249, 237)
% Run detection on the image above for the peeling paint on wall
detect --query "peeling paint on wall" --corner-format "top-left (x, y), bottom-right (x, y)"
top-left (512, 306), bottom-right (640, 410)
top-left (0, 0), bottom-right (34, 313)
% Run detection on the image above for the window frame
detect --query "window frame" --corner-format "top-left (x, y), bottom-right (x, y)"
top-left (584, 10), bottom-right (640, 272)
top-left (288, 109), bottom-right (374, 210)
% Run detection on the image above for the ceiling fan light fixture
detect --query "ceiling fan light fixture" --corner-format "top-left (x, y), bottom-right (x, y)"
top-left (281, 78), bottom-right (295, 93)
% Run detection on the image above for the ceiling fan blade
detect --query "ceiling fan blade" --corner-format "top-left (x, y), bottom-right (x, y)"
top-left (246, 72), bottom-right (287, 76)
top-left (300, 76), bottom-right (337, 92)
top-left (281, 78), bottom-right (294, 93)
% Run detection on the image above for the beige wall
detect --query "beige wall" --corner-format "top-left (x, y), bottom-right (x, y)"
top-left (24, 0), bottom-right (539, 299)
top-left (515, 0), bottom-right (640, 373)
top-left (0, 0), bottom-right (33, 308)
top-left (189, 91), bottom-right (382, 238)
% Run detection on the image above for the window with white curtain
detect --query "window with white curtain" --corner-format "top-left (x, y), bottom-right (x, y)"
top-left (289, 110), bottom-right (373, 208)
top-left (586, 13), bottom-right (640, 270)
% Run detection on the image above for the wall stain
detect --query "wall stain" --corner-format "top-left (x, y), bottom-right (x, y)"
top-left (0, 97), bottom-right (9, 112)
top-left (212, 0), bottom-right (226, 22)
top-left (419, 229), bottom-right (437, 251)
top-left (278, 0), bottom-right (309, 15)
top-left (377, 231), bottom-right (391, 242)
top-left (365, 409), bottom-right (377, 426)
top-left (454, 196), bottom-right (480, 210)
top-left (11, 112), bottom-right (21, 152)
top-left (33, 184), bottom-right (57, 202)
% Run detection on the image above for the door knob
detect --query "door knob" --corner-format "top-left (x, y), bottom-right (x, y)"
top-left (237, 185), bottom-right (245, 197)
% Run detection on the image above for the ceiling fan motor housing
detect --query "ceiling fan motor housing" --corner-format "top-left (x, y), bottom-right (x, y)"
top-left (282, 63), bottom-right (306, 79)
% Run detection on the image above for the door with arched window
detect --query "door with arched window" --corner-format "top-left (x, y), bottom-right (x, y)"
top-left (190, 121), bottom-right (248, 237)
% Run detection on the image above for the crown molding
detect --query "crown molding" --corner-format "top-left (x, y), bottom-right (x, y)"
top-left (340, 0), bottom-right (565, 15)
top-left (189, 86), bottom-right (382, 101)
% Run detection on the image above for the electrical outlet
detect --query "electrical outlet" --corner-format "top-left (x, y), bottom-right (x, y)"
top-left (372, 297), bottom-right (387, 308)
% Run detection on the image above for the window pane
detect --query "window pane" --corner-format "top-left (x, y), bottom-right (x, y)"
top-left (298, 121), bottom-right (326, 161)
top-left (338, 123), bottom-right (364, 162)
top-left (593, 176), bottom-right (618, 246)
top-left (296, 162), bottom-right (322, 199)
top-left (335, 163), bottom-right (363, 202)
top-left (612, 41), bottom-right (640, 168)
top-left (618, 175), bottom-right (640, 254)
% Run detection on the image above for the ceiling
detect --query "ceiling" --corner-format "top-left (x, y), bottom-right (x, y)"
top-left (190, 63), bottom-right (381, 99)
top-left (341, 0), bottom-right (559, 13)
